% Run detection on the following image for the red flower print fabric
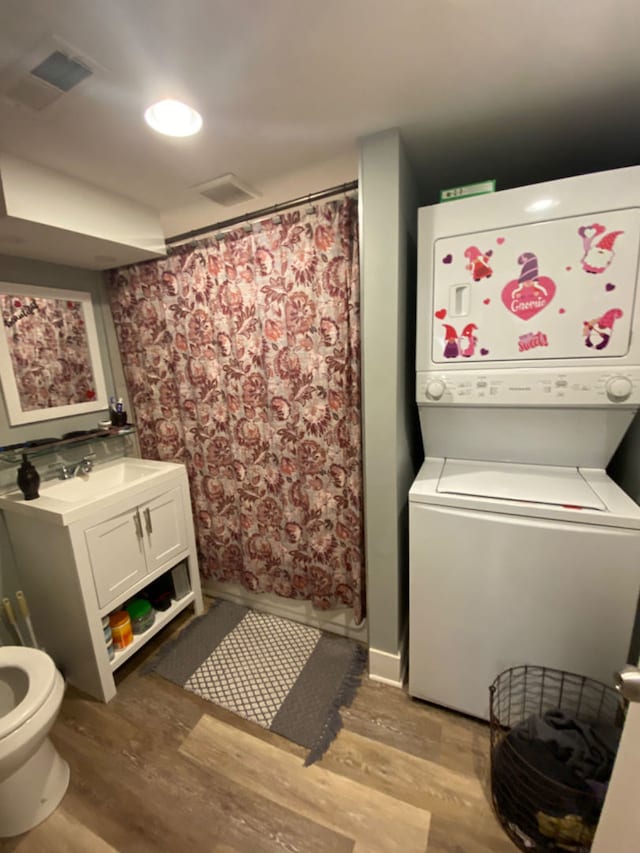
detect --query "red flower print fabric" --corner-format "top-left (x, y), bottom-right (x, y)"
top-left (1, 294), bottom-right (96, 411)
top-left (109, 199), bottom-right (364, 622)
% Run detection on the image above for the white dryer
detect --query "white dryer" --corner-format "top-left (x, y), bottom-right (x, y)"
top-left (409, 167), bottom-right (640, 719)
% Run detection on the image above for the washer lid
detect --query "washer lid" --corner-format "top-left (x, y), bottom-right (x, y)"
top-left (436, 459), bottom-right (607, 510)
top-left (0, 647), bottom-right (57, 737)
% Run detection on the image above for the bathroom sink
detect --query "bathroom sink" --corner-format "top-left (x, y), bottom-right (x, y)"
top-left (40, 460), bottom-right (154, 502)
top-left (0, 458), bottom-right (185, 526)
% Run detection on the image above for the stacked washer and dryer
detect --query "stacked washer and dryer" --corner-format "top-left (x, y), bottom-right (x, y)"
top-left (408, 166), bottom-right (640, 720)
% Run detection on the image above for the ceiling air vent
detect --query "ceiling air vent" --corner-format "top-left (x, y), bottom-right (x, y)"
top-left (196, 173), bottom-right (260, 207)
top-left (30, 50), bottom-right (92, 92)
top-left (3, 43), bottom-right (94, 111)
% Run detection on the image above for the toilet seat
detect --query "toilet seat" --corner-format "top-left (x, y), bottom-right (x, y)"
top-left (0, 648), bottom-right (57, 738)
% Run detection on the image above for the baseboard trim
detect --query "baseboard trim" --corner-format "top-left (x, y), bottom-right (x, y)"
top-left (368, 644), bottom-right (405, 688)
top-left (202, 579), bottom-right (368, 642)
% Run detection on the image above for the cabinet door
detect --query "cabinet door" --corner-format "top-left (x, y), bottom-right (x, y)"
top-left (140, 485), bottom-right (187, 573)
top-left (86, 509), bottom-right (147, 608)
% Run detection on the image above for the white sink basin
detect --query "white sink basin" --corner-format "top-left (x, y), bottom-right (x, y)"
top-left (41, 460), bottom-right (154, 502)
top-left (0, 457), bottom-right (185, 525)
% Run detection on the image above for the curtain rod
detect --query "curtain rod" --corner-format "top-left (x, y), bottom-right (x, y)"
top-left (166, 179), bottom-right (358, 246)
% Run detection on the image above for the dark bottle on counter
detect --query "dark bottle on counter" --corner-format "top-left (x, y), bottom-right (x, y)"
top-left (17, 454), bottom-right (40, 500)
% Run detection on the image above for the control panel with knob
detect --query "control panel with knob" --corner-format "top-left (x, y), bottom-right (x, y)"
top-left (417, 369), bottom-right (640, 405)
top-left (425, 378), bottom-right (446, 400)
top-left (606, 376), bottom-right (633, 402)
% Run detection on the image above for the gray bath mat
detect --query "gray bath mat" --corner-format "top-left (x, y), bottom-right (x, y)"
top-left (146, 600), bottom-right (367, 765)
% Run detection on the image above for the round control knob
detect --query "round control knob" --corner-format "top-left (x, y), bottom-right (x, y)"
top-left (606, 376), bottom-right (633, 402)
top-left (425, 379), bottom-right (446, 400)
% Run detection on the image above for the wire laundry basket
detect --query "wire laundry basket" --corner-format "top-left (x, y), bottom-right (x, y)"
top-left (490, 665), bottom-right (626, 852)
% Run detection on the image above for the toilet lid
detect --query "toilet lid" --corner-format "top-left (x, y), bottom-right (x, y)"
top-left (0, 647), bottom-right (58, 737)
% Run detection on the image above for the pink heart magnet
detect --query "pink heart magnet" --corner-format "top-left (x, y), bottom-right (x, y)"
top-left (483, 298), bottom-right (490, 305)
top-left (496, 237), bottom-right (505, 245)
top-left (435, 308), bottom-right (447, 320)
top-left (501, 276), bottom-right (556, 321)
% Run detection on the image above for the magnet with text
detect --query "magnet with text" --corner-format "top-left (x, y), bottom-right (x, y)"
top-left (501, 252), bottom-right (556, 320)
top-left (518, 331), bottom-right (549, 353)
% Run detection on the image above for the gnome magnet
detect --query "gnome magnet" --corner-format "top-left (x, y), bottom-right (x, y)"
top-left (464, 246), bottom-right (493, 281)
top-left (578, 224), bottom-right (624, 274)
top-left (583, 308), bottom-right (623, 351)
top-left (501, 252), bottom-right (556, 321)
top-left (442, 324), bottom-right (460, 358)
top-left (459, 323), bottom-right (478, 357)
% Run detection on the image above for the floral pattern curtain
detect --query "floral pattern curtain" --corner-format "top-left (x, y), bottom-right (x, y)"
top-left (109, 198), bottom-right (364, 622)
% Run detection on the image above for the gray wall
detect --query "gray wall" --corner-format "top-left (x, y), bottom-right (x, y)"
top-left (359, 129), bottom-right (422, 660)
top-left (0, 255), bottom-right (125, 643)
top-left (610, 415), bottom-right (640, 503)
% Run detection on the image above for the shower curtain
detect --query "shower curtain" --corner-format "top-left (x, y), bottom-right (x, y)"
top-left (109, 198), bottom-right (364, 622)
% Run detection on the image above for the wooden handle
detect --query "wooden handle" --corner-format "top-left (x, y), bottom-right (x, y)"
top-left (16, 591), bottom-right (29, 620)
top-left (2, 597), bottom-right (16, 625)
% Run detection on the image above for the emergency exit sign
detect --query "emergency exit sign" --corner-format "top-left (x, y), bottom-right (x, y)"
top-left (440, 180), bottom-right (496, 202)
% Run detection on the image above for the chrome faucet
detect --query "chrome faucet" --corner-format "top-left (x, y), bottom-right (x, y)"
top-left (59, 454), bottom-right (95, 480)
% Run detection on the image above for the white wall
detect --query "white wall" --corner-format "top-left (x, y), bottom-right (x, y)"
top-left (359, 129), bottom-right (422, 684)
top-left (160, 150), bottom-right (358, 238)
top-left (0, 155), bottom-right (166, 269)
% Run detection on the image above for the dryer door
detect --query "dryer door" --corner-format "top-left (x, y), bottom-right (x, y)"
top-left (430, 209), bottom-right (640, 365)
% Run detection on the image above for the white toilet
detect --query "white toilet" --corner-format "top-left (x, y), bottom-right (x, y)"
top-left (0, 646), bottom-right (69, 837)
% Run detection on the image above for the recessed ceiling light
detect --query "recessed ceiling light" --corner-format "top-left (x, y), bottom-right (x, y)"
top-left (144, 99), bottom-right (203, 137)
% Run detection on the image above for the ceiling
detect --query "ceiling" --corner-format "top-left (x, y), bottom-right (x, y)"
top-left (0, 0), bottom-right (638, 244)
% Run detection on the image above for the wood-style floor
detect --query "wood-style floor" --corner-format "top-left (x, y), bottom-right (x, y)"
top-left (2, 605), bottom-right (516, 853)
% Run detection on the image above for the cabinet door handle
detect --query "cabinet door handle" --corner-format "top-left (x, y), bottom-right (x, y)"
top-left (134, 510), bottom-right (143, 539)
top-left (144, 508), bottom-right (153, 535)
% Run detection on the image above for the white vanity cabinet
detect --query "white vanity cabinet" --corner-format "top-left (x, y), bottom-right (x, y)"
top-left (86, 485), bottom-right (187, 608)
top-left (0, 459), bottom-right (204, 702)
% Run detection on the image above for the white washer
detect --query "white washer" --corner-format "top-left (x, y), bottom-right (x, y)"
top-left (409, 457), bottom-right (640, 720)
top-left (409, 167), bottom-right (640, 718)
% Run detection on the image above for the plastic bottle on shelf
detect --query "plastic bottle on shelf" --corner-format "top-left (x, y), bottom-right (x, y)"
top-left (126, 599), bottom-right (155, 634)
top-left (109, 610), bottom-right (133, 649)
top-left (102, 614), bottom-right (112, 643)
top-left (17, 454), bottom-right (40, 500)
